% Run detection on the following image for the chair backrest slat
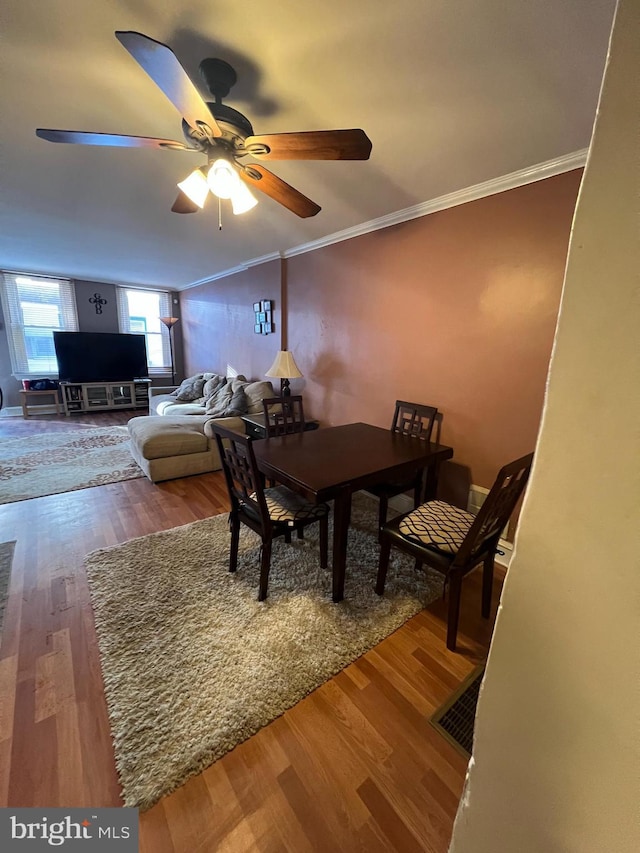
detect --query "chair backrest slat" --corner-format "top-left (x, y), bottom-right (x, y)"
top-left (456, 453), bottom-right (534, 564)
top-left (392, 400), bottom-right (438, 441)
top-left (210, 423), bottom-right (271, 531)
top-left (262, 395), bottom-right (306, 436)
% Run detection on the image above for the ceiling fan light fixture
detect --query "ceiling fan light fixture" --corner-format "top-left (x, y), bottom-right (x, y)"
top-left (207, 158), bottom-right (238, 200)
top-left (177, 167), bottom-right (209, 208)
top-left (36, 33), bottom-right (371, 222)
top-left (231, 181), bottom-right (258, 215)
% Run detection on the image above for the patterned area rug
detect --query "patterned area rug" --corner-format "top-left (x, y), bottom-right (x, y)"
top-left (0, 427), bottom-right (143, 504)
top-left (85, 494), bottom-right (444, 810)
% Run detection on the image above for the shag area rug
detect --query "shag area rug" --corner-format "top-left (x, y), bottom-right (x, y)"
top-left (0, 427), bottom-right (143, 504)
top-left (0, 540), bottom-right (16, 640)
top-left (85, 494), bottom-right (443, 810)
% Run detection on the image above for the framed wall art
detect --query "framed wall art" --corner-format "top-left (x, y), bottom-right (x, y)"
top-left (253, 300), bottom-right (274, 334)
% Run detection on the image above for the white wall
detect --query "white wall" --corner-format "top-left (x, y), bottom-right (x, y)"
top-left (449, 1), bottom-right (640, 851)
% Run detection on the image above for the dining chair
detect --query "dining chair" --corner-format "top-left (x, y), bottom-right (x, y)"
top-left (367, 400), bottom-right (439, 534)
top-left (210, 422), bottom-right (329, 601)
top-left (376, 452), bottom-right (534, 651)
top-left (261, 395), bottom-right (306, 436)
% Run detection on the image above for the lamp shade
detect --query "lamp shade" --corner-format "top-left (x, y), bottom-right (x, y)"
top-left (177, 168), bottom-right (209, 208)
top-left (265, 350), bottom-right (303, 379)
top-left (159, 316), bottom-right (179, 329)
top-left (231, 180), bottom-right (258, 215)
top-left (208, 159), bottom-right (238, 199)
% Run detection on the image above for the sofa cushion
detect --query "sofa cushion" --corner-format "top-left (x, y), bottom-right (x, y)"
top-left (154, 397), bottom-right (206, 416)
top-left (167, 402), bottom-right (207, 416)
top-left (202, 416), bottom-right (245, 439)
top-left (173, 374), bottom-right (207, 401)
top-left (149, 393), bottom-right (178, 416)
top-left (128, 417), bottom-right (209, 459)
top-left (231, 378), bottom-right (275, 414)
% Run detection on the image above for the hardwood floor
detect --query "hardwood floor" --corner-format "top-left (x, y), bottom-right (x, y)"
top-left (0, 410), bottom-right (500, 852)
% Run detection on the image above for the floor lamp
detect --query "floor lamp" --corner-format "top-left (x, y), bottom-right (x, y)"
top-left (159, 317), bottom-right (179, 385)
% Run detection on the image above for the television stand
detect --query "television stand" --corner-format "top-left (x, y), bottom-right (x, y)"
top-left (60, 379), bottom-right (151, 416)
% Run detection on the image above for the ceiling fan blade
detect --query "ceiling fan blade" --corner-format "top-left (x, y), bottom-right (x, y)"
top-left (242, 129), bottom-right (372, 161)
top-left (36, 129), bottom-right (196, 150)
top-left (171, 190), bottom-right (200, 214)
top-left (239, 165), bottom-right (320, 218)
top-left (114, 31), bottom-right (221, 137)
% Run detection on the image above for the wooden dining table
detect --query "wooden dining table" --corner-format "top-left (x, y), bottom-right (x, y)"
top-left (252, 422), bottom-right (454, 602)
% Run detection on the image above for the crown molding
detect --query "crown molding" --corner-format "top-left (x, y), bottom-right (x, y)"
top-left (184, 150), bottom-right (587, 286)
top-left (284, 149), bottom-right (587, 259)
top-left (183, 252), bottom-right (282, 290)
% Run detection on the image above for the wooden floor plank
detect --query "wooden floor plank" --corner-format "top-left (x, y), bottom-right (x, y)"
top-left (235, 738), bottom-right (314, 853)
top-left (357, 777), bottom-right (431, 853)
top-left (0, 409), bottom-right (500, 851)
top-left (281, 694), bottom-right (374, 831)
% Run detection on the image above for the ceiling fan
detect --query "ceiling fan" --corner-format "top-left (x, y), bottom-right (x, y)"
top-left (36, 31), bottom-right (373, 218)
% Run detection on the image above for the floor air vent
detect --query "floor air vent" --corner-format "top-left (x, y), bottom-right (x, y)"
top-left (430, 663), bottom-right (485, 757)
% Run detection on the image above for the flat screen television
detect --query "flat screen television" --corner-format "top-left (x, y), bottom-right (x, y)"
top-left (53, 331), bottom-right (149, 383)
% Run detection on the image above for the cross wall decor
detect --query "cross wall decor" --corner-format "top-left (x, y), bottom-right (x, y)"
top-left (89, 293), bottom-right (108, 314)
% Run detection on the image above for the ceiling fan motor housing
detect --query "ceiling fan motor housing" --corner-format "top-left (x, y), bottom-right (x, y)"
top-left (181, 58), bottom-right (255, 152)
top-left (208, 103), bottom-right (254, 140)
top-left (199, 58), bottom-right (237, 99)
top-left (181, 104), bottom-right (254, 155)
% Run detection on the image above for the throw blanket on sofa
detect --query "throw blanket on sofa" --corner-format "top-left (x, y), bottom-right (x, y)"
top-left (154, 373), bottom-right (275, 419)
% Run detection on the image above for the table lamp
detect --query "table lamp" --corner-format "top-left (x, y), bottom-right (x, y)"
top-left (265, 350), bottom-right (303, 397)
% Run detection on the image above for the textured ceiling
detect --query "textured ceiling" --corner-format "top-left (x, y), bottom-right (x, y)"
top-left (0, 0), bottom-right (617, 290)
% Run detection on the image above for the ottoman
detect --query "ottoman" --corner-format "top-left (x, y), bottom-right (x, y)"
top-left (127, 415), bottom-right (223, 483)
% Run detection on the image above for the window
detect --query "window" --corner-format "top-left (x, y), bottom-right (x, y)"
top-left (116, 287), bottom-right (173, 376)
top-left (1, 272), bottom-right (78, 377)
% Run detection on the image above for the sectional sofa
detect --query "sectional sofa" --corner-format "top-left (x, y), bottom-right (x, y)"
top-left (127, 372), bottom-right (275, 482)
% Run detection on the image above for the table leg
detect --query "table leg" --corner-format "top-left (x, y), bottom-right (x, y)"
top-left (331, 488), bottom-right (352, 602)
top-left (424, 460), bottom-right (442, 501)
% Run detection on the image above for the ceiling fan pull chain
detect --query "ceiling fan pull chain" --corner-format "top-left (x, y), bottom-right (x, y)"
top-left (218, 196), bottom-right (223, 231)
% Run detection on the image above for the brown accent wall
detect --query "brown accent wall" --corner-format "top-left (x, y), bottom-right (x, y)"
top-left (180, 170), bottom-right (582, 500)
top-left (180, 259), bottom-right (283, 381)
top-left (288, 170), bottom-right (582, 494)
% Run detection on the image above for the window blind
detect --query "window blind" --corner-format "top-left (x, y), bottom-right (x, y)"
top-left (0, 271), bottom-right (78, 377)
top-left (115, 286), bottom-right (173, 376)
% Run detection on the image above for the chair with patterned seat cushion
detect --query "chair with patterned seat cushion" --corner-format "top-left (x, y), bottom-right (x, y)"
top-left (210, 422), bottom-right (330, 601)
top-left (376, 452), bottom-right (534, 651)
top-left (260, 394), bottom-right (307, 509)
top-left (367, 400), bottom-right (439, 535)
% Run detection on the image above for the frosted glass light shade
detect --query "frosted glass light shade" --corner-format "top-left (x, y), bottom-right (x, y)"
top-left (265, 350), bottom-right (303, 379)
top-left (180, 159), bottom-right (256, 215)
top-left (207, 159), bottom-right (237, 199)
top-left (231, 180), bottom-right (258, 215)
top-left (177, 168), bottom-right (209, 208)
